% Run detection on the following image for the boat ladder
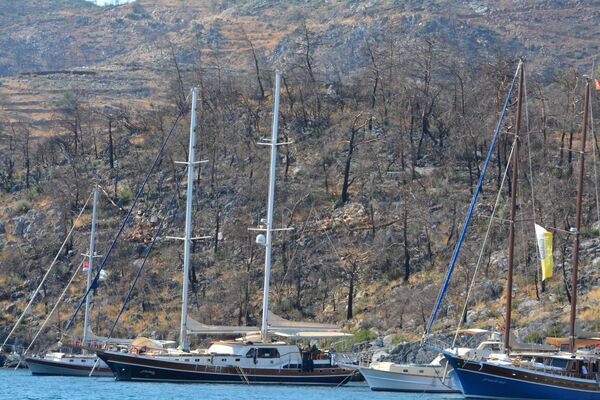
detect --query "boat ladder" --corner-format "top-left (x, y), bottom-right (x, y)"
top-left (236, 366), bottom-right (250, 384)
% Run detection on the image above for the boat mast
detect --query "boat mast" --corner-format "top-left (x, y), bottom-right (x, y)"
top-left (179, 87), bottom-right (199, 352)
top-left (569, 78), bottom-right (591, 353)
top-left (504, 60), bottom-right (525, 352)
top-left (260, 72), bottom-right (281, 343)
top-left (82, 187), bottom-right (98, 352)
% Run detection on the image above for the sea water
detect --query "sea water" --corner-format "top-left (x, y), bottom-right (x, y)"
top-left (0, 369), bottom-right (462, 400)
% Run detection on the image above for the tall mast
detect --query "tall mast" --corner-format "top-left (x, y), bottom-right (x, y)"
top-left (179, 87), bottom-right (199, 352)
top-left (504, 61), bottom-right (525, 352)
top-left (569, 78), bottom-right (591, 353)
top-left (260, 72), bottom-right (281, 343)
top-left (82, 187), bottom-right (98, 351)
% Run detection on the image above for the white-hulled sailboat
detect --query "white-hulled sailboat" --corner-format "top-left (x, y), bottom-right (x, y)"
top-left (25, 188), bottom-right (132, 376)
top-left (97, 75), bottom-right (355, 385)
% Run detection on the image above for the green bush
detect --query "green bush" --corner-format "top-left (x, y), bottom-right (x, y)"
top-left (523, 331), bottom-right (544, 344)
top-left (14, 199), bottom-right (32, 214)
top-left (545, 326), bottom-right (564, 338)
top-left (119, 186), bottom-right (134, 204)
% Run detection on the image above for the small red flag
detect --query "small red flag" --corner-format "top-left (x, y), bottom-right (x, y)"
top-left (83, 259), bottom-right (89, 270)
top-left (596, 79), bottom-right (600, 91)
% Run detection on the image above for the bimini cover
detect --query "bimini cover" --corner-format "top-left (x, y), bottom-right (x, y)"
top-left (131, 337), bottom-right (164, 350)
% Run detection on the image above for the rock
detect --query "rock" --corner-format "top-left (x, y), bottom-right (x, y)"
top-left (371, 349), bottom-right (389, 362)
top-left (0, 223), bottom-right (4, 234)
top-left (150, 215), bottom-right (158, 224)
top-left (47, 209), bottom-right (62, 218)
top-left (54, 221), bottom-right (64, 233)
top-left (519, 299), bottom-right (540, 310)
top-left (14, 219), bottom-right (27, 236)
top-left (466, 309), bottom-right (478, 324)
top-left (383, 334), bottom-right (395, 347)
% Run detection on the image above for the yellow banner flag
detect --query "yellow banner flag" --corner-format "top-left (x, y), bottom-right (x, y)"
top-left (535, 224), bottom-right (553, 280)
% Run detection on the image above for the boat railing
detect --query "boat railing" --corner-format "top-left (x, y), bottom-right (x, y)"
top-left (506, 359), bottom-right (589, 379)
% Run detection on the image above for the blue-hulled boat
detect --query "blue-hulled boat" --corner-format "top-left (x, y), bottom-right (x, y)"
top-left (444, 351), bottom-right (600, 400)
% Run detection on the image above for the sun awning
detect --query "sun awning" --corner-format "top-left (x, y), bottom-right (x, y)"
top-left (187, 312), bottom-right (348, 337)
top-left (273, 331), bottom-right (353, 339)
top-left (268, 311), bottom-right (341, 332)
top-left (187, 317), bottom-right (259, 335)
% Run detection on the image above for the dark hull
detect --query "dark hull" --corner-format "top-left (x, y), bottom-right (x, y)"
top-left (444, 351), bottom-right (600, 400)
top-left (26, 357), bottom-right (112, 377)
top-left (97, 351), bottom-right (354, 385)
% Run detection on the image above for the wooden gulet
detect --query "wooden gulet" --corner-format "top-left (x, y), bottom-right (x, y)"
top-left (97, 74), bottom-right (356, 385)
top-left (443, 70), bottom-right (600, 400)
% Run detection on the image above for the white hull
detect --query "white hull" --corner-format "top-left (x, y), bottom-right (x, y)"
top-left (26, 354), bottom-right (112, 377)
top-left (359, 363), bottom-right (461, 393)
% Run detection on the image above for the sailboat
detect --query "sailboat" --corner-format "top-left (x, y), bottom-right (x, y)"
top-left (25, 189), bottom-right (131, 376)
top-left (97, 75), bottom-right (355, 385)
top-left (440, 69), bottom-right (600, 399)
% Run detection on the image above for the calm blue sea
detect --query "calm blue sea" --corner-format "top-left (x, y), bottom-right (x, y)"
top-left (0, 369), bottom-right (462, 400)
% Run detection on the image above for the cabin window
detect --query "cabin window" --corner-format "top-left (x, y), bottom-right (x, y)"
top-left (195, 359), bottom-right (200, 362)
top-left (81, 360), bottom-right (86, 363)
top-left (69, 360), bottom-right (74, 362)
top-left (257, 348), bottom-right (280, 359)
top-left (235, 359), bottom-right (240, 362)
top-left (185, 359), bottom-right (190, 362)
top-left (245, 348), bottom-right (256, 358)
top-left (550, 358), bottom-right (568, 369)
top-left (403, 369), bottom-right (408, 373)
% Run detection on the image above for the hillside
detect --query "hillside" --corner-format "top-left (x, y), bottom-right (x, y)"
top-left (0, 0), bottom-right (599, 353)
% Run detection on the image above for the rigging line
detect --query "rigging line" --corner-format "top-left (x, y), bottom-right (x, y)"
top-left (142, 282), bottom-right (171, 321)
top-left (64, 93), bottom-right (192, 332)
top-left (589, 60), bottom-right (600, 236)
top-left (96, 183), bottom-right (125, 212)
top-left (278, 205), bottom-right (314, 284)
top-left (423, 59), bottom-right (523, 339)
top-left (522, 72), bottom-right (540, 297)
top-left (523, 66), bottom-right (541, 267)
top-left (1, 191), bottom-right (93, 351)
top-left (451, 141), bottom-right (516, 347)
top-left (19, 257), bottom-right (85, 361)
top-left (103, 187), bottom-right (180, 347)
